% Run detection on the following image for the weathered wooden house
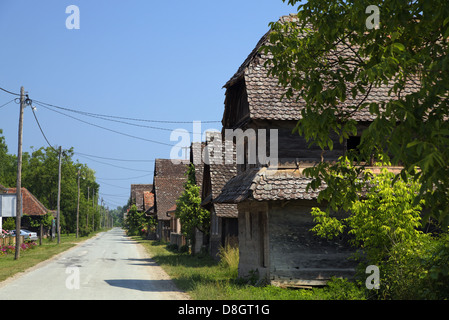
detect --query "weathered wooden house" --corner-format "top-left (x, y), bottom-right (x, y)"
top-left (167, 204), bottom-right (186, 248)
top-left (152, 159), bottom-right (189, 242)
top-left (214, 15), bottom-right (416, 286)
top-left (200, 139), bottom-right (238, 259)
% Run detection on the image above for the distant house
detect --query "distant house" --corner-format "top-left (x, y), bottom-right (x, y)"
top-left (167, 204), bottom-right (186, 248)
top-left (214, 15), bottom-right (413, 286)
top-left (152, 159), bottom-right (189, 242)
top-left (1, 187), bottom-right (54, 237)
top-left (130, 184), bottom-right (153, 212)
top-left (4, 187), bottom-right (54, 217)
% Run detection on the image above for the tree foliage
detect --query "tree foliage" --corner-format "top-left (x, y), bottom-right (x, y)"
top-left (263, 0), bottom-right (449, 227)
top-left (175, 164), bottom-right (210, 241)
top-left (0, 131), bottom-right (101, 233)
top-left (311, 167), bottom-right (425, 262)
top-left (124, 205), bottom-right (149, 236)
top-left (311, 167), bottom-right (449, 299)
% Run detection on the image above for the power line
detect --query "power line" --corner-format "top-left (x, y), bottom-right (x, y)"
top-left (35, 101), bottom-right (176, 147)
top-left (0, 99), bottom-right (15, 109)
top-left (31, 106), bottom-right (57, 152)
top-left (47, 106), bottom-right (196, 134)
top-left (33, 99), bottom-right (220, 124)
top-left (0, 86), bottom-right (20, 96)
top-left (96, 173), bottom-right (153, 181)
top-left (96, 180), bottom-right (133, 190)
top-left (74, 151), bottom-right (155, 162)
top-left (99, 192), bottom-right (130, 198)
top-left (75, 153), bottom-right (153, 173)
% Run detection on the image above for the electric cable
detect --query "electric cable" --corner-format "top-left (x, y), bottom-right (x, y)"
top-left (33, 99), bottom-right (220, 124)
top-left (74, 151), bottom-right (155, 162)
top-left (75, 153), bottom-right (153, 173)
top-left (96, 173), bottom-right (153, 181)
top-left (0, 86), bottom-right (20, 96)
top-left (34, 101), bottom-right (176, 147)
top-left (0, 99), bottom-right (15, 109)
top-left (31, 106), bottom-right (57, 152)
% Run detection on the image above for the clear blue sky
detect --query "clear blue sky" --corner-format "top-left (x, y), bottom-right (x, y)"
top-left (0, 0), bottom-right (295, 209)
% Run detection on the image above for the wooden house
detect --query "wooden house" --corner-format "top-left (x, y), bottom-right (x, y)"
top-left (201, 160), bottom-right (238, 259)
top-left (167, 204), bottom-right (186, 248)
top-left (214, 15), bottom-right (417, 286)
top-left (152, 159), bottom-right (189, 242)
top-left (130, 184), bottom-right (153, 213)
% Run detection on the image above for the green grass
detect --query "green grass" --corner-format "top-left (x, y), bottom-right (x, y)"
top-left (0, 232), bottom-right (102, 283)
top-left (133, 237), bottom-right (367, 300)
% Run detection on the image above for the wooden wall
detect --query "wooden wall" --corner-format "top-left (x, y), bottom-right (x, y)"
top-left (268, 200), bottom-right (357, 285)
top-left (237, 200), bottom-right (357, 285)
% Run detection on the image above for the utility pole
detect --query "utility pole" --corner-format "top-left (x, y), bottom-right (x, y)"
top-left (92, 189), bottom-right (95, 231)
top-left (87, 186), bottom-right (89, 228)
top-left (57, 146), bottom-right (62, 244)
top-left (14, 87), bottom-right (25, 260)
top-left (76, 170), bottom-right (80, 238)
top-left (101, 198), bottom-right (104, 229)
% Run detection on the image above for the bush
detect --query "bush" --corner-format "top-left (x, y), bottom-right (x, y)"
top-left (318, 278), bottom-right (366, 300)
top-left (79, 225), bottom-right (92, 237)
top-left (1, 241), bottom-right (37, 256)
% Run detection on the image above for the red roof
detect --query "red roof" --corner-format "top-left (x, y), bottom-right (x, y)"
top-left (143, 191), bottom-right (154, 212)
top-left (5, 188), bottom-right (52, 216)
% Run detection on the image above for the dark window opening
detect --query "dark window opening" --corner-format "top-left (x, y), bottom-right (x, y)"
top-left (347, 136), bottom-right (361, 151)
top-left (346, 136), bottom-right (371, 163)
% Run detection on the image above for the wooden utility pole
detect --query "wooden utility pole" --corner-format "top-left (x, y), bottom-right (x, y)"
top-left (87, 186), bottom-right (89, 228)
top-left (92, 189), bottom-right (95, 231)
top-left (76, 170), bottom-right (80, 238)
top-left (101, 198), bottom-right (104, 229)
top-left (14, 86), bottom-right (25, 260)
top-left (57, 146), bottom-right (62, 244)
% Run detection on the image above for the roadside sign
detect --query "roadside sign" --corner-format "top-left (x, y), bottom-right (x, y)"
top-left (0, 194), bottom-right (17, 217)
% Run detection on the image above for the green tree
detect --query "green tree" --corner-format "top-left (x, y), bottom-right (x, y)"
top-left (311, 167), bottom-right (425, 263)
top-left (0, 132), bottom-right (101, 234)
top-left (263, 0), bottom-right (449, 227)
top-left (310, 166), bottom-right (449, 299)
top-left (175, 164), bottom-right (210, 247)
top-left (0, 130), bottom-right (18, 187)
top-left (124, 205), bottom-right (147, 236)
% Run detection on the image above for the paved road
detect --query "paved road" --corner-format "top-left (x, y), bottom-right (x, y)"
top-left (0, 228), bottom-right (189, 300)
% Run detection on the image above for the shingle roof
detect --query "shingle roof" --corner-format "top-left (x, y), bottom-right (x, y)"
top-left (5, 188), bottom-right (53, 216)
top-left (130, 184), bottom-right (153, 212)
top-left (214, 166), bottom-right (325, 204)
top-left (207, 163), bottom-right (238, 218)
top-left (224, 14), bottom-right (420, 123)
top-left (153, 159), bottom-right (189, 220)
top-left (143, 191), bottom-right (154, 213)
top-left (190, 142), bottom-right (205, 190)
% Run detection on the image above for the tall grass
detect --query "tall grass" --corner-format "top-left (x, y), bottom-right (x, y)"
top-left (136, 238), bottom-right (366, 300)
top-left (218, 244), bottom-right (239, 278)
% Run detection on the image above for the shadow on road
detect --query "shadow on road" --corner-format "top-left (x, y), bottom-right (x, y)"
top-left (104, 279), bottom-right (180, 292)
top-left (125, 258), bottom-right (158, 266)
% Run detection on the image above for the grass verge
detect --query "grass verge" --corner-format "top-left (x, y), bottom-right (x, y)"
top-left (133, 237), bottom-right (367, 300)
top-left (0, 231), bottom-right (102, 283)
